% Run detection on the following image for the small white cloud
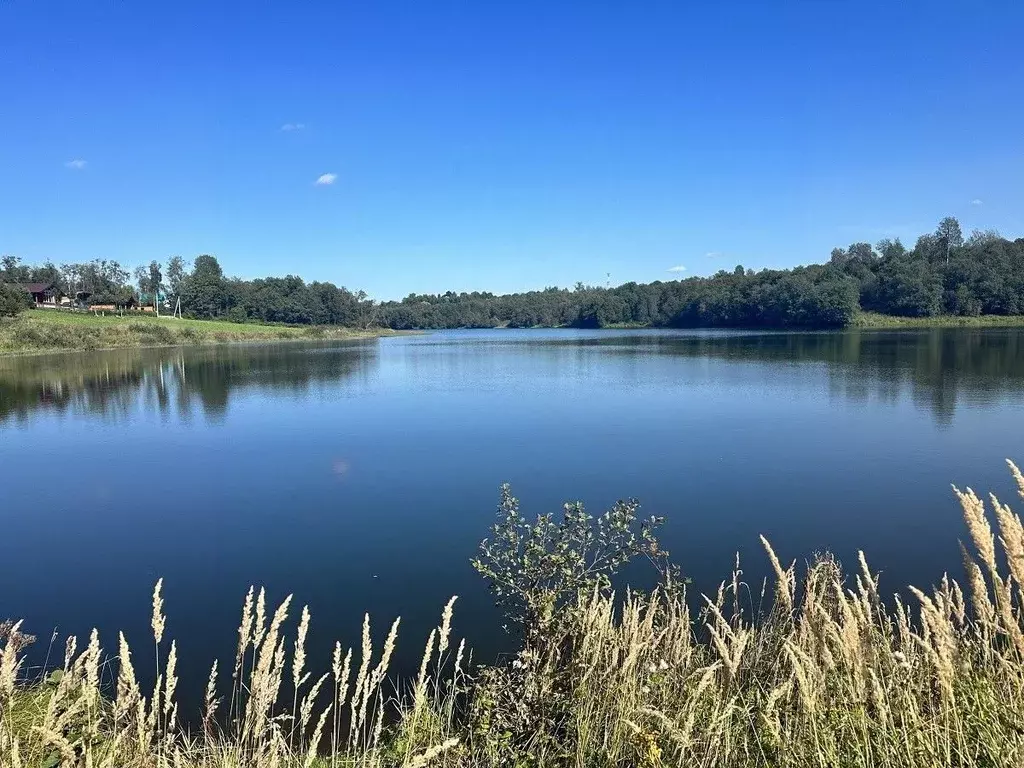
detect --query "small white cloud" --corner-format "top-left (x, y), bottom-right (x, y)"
top-left (705, 251), bottom-right (722, 258)
top-left (281, 123), bottom-right (306, 132)
top-left (667, 265), bottom-right (687, 273)
top-left (64, 159), bottom-right (87, 170)
top-left (314, 173), bottom-right (337, 186)
top-left (970, 198), bottom-right (983, 206)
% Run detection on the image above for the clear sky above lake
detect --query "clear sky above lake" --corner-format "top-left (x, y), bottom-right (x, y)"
top-left (1, 0), bottom-right (1022, 299)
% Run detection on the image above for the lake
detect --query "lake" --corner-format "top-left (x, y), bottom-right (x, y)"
top-left (2, 328), bottom-right (1023, 705)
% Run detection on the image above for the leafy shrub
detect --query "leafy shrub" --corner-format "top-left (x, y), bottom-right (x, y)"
top-left (0, 283), bottom-right (30, 317)
top-left (127, 322), bottom-right (175, 344)
top-left (227, 306), bottom-right (249, 324)
top-left (472, 485), bottom-right (677, 632)
top-left (469, 486), bottom-right (679, 763)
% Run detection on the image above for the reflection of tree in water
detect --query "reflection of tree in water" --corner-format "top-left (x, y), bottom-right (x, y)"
top-left (3, 331), bottom-right (1022, 427)
top-left (559, 329), bottom-right (1024, 427)
top-left (0, 342), bottom-right (379, 425)
top-left (0, 351), bottom-right (146, 424)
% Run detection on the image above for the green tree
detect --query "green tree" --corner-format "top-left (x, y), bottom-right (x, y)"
top-left (76, 259), bottom-right (133, 306)
top-left (876, 238), bottom-right (907, 261)
top-left (134, 265), bottom-right (149, 298)
top-left (847, 242), bottom-right (876, 263)
top-left (0, 255), bottom-right (30, 283)
top-left (936, 216), bottom-right (964, 266)
top-left (29, 261), bottom-right (61, 285)
top-left (147, 261), bottom-right (164, 313)
top-left (0, 283), bottom-right (30, 316)
top-left (60, 263), bottom-right (83, 300)
top-left (966, 229), bottom-right (1001, 247)
top-left (951, 284), bottom-right (982, 316)
top-left (165, 256), bottom-right (187, 299)
top-left (876, 257), bottom-right (941, 316)
top-left (180, 255), bottom-right (228, 318)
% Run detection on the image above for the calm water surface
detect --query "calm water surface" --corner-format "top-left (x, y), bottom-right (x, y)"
top-left (2, 328), bottom-right (1023, 703)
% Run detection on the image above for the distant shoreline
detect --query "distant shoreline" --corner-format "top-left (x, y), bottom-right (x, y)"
top-left (5, 309), bottom-right (1024, 358)
top-left (595, 313), bottom-right (1024, 331)
top-left (0, 309), bottom-right (396, 357)
top-left (851, 311), bottom-right (1024, 329)
top-left (477, 314), bottom-right (1024, 332)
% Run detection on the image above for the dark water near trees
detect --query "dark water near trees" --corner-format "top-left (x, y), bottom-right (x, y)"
top-left (2, 328), bottom-right (1023, 704)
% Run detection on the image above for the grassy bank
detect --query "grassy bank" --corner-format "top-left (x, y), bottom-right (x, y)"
top-left (524, 314), bottom-right (1024, 331)
top-left (0, 310), bottom-right (387, 355)
top-left (3, 463), bottom-right (1024, 766)
top-left (852, 310), bottom-right (1024, 328)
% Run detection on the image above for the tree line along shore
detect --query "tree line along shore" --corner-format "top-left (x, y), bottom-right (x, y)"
top-left (2, 216), bottom-right (1024, 352)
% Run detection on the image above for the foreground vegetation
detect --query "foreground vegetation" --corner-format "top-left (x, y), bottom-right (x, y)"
top-left (0, 311), bottom-right (384, 355)
top-left (4, 463), bottom-right (1024, 766)
top-left (4, 216), bottom-right (1024, 331)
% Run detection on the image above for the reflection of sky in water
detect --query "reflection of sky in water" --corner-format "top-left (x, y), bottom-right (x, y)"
top-left (1, 328), bottom-right (1023, 710)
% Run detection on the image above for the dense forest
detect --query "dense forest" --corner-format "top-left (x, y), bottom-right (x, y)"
top-left (376, 218), bottom-right (1024, 329)
top-left (3, 217), bottom-right (1024, 329)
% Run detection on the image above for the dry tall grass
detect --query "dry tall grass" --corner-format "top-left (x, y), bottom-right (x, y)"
top-left (3, 462), bottom-right (1024, 766)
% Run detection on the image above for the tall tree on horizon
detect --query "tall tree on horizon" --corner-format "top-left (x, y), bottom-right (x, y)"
top-left (936, 216), bottom-right (964, 266)
top-left (180, 254), bottom-right (228, 318)
top-left (148, 260), bottom-right (164, 315)
top-left (166, 256), bottom-right (187, 299)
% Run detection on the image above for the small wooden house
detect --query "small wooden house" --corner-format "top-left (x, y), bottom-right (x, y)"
top-left (20, 282), bottom-right (64, 308)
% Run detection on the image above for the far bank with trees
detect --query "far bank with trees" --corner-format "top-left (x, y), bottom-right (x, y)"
top-left (3, 217), bottom-right (1024, 332)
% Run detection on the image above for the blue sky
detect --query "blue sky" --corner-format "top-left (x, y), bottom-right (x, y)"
top-left (1, 1), bottom-right (1022, 299)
